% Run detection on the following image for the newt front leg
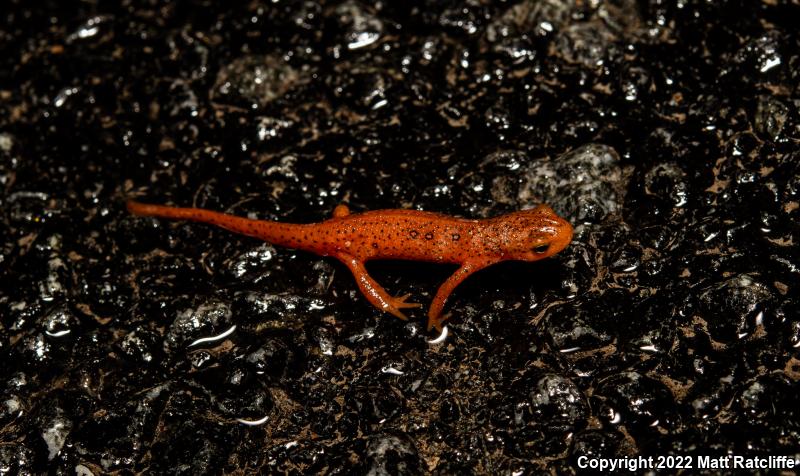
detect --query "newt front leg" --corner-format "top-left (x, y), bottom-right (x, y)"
top-left (337, 254), bottom-right (422, 320)
top-left (426, 260), bottom-right (491, 332)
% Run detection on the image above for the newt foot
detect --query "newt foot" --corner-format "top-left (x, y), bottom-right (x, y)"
top-left (426, 312), bottom-right (451, 333)
top-left (384, 293), bottom-right (421, 320)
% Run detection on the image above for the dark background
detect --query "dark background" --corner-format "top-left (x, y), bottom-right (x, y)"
top-left (1, 0), bottom-right (799, 473)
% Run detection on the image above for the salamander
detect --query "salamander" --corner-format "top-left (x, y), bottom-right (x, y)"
top-left (127, 200), bottom-right (573, 331)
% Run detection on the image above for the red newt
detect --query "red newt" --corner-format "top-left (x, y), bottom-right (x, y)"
top-left (127, 200), bottom-right (573, 331)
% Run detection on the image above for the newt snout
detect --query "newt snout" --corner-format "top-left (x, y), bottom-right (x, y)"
top-left (529, 206), bottom-right (573, 260)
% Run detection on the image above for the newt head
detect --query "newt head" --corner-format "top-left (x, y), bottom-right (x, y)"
top-left (501, 205), bottom-right (573, 262)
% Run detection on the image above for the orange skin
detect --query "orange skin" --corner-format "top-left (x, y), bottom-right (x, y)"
top-left (127, 201), bottom-right (573, 331)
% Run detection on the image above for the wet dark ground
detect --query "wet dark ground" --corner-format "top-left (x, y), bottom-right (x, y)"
top-left (2, 0), bottom-right (800, 474)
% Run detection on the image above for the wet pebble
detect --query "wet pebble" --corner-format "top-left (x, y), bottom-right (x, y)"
top-left (543, 302), bottom-right (614, 352)
top-left (485, 0), bottom-right (575, 43)
top-left (554, 22), bottom-right (618, 69)
top-left (163, 299), bottom-right (234, 352)
top-left (698, 274), bottom-right (773, 343)
top-left (733, 31), bottom-right (785, 78)
top-left (618, 294), bottom-right (681, 354)
top-left (571, 430), bottom-right (623, 463)
top-left (728, 374), bottom-right (800, 451)
top-left (643, 162), bottom-right (690, 211)
top-left (194, 362), bottom-right (274, 420)
top-left (332, 1), bottom-right (384, 52)
top-left (117, 327), bottom-right (160, 364)
top-left (593, 371), bottom-right (677, 437)
top-left (236, 291), bottom-right (311, 329)
top-left (0, 443), bottom-right (37, 475)
top-left (245, 338), bottom-right (301, 382)
top-left (7, 191), bottom-right (52, 224)
top-left (330, 69), bottom-right (392, 112)
top-left (39, 305), bottom-right (80, 339)
top-left (527, 374), bottom-right (588, 430)
top-left (755, 96), bottom-right (791, 142)
top-left (363, 433), bottom-right (422, 476)
top-left (223, 243), bottom-right (276, 282)
top-left (518, 144), bottom-right (628, 223)
top-left (212, 55), bottom-right (305, 109)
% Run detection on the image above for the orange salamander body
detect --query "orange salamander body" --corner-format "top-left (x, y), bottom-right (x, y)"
top-left (127, 201), bottom-right (573, 331)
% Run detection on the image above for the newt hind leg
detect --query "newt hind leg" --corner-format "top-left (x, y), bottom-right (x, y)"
top-left (337, 254), bottom-right (421, 321)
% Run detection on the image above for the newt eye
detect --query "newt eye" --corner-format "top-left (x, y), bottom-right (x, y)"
top-left (533, 244), bottom-right (550, 254)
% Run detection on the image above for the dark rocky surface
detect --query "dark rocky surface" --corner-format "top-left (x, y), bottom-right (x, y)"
top-left (1, 0), bottom-right (799, 474)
